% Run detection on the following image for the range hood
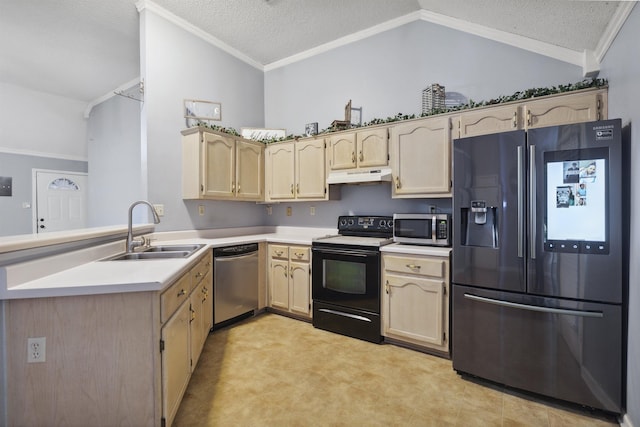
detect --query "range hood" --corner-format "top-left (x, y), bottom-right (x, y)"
top-left (326, 168), bottom-right (393, 185)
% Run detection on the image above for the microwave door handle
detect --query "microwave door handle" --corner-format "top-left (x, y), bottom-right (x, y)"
top-left (431, 217), bottom-right (436, 242)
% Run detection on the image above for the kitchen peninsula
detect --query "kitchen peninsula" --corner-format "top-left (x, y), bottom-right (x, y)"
top-left (0, 225), bottom-right (332, 426)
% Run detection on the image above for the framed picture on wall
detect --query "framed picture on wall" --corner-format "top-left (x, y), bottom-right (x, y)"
top-left (184, 99), bottom-right (221, 127)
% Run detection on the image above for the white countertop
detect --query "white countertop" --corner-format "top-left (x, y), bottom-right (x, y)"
top-left (0, 226), bottom-right (335, 300)
top-left (381, 243), bottom-right (452, 257)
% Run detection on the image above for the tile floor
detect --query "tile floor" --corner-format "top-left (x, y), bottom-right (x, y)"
top-left (174, 313), bottom-right (619, 427)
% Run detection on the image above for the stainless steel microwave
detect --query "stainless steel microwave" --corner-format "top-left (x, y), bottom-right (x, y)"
top-left (393, 213), bottom-right (451, 246)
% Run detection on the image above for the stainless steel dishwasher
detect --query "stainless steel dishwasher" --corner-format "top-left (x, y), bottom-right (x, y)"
top-left (213, 243), bottom-right (259, 327)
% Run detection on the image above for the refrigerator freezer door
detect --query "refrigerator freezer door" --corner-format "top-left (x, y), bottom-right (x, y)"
top-left (452, 284), bottom-right (622, 413)
top-left (453, 130), bottom-right (526, 292)
top-left (528, 119), bottom-right (622, 303)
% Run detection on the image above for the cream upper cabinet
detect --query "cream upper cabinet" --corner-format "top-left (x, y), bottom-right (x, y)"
top-left (458, 104), bottom-right (520, 138)
top-left (268, 244), bottom-right (311, 318)
top-left (295, 139), bottom-right (327, 199)
top-left (327, 133), bottom-right (356, 170)
top-left (523, 88), bottom-right (607, 129)
top-left (235, 139), bottom-right (264, 200)
top-left (265, 138), bottom-right (330, 202)
top-left (181, 127), bottom-right (264, 201)
top-left (382, 252), bottom-right (450, 355)
top-left (357, 127), bottom-right (389, 168)
top-left (265, 141), bottom-right (295, 200)
top-left (328, 128), bottom-right (388, 171)
top-left (456, 88), bottom-right (608, 138)
top-left (389, 116), bottom-right (452, 198)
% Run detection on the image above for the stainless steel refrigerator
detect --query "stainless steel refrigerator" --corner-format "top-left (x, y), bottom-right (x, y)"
top-left (452, 119), bottom-right (624, 414)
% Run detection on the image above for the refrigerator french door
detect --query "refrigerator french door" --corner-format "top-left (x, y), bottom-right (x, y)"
top-left (452, 119), bottom-right (623, 414)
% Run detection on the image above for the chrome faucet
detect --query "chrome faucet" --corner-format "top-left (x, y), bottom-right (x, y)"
top-left (126, 200), bottom-right (161, 253)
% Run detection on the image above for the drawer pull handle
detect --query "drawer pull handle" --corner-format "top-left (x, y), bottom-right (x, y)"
top-left (294, 252), bottom-right (304, 258)
top-left (406, 264), bottom-right (421, 270)
top-left (275, 250), bottom-right (283, 256)
top-left (177, 289), bottom-right (186, 297)
top-left (385, 280), bottom-right (390, 294)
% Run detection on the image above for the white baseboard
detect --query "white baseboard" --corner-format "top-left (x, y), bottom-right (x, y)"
top-left (620, 413), bottom-right (635, 427)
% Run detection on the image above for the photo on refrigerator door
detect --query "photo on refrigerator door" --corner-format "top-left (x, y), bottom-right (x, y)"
top-left (545, 149), bottom-right (608, 252)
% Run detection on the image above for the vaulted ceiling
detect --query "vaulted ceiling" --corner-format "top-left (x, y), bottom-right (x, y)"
top-left (0, 0), bottom-right (635, 103)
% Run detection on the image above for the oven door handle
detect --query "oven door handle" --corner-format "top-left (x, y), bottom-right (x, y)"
top-left (312, 247), bottom-right (379, 257)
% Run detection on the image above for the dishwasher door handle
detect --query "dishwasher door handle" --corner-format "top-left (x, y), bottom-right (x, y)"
top-left (214, 252), bottom-right (258, 262)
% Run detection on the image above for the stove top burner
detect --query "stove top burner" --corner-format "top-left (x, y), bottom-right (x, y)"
top-left (312, 215), bottom-right (394, 248)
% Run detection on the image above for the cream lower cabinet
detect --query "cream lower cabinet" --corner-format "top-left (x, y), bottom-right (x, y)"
top-left (182, 127), bottom-right (264, 201)
top-left (268, 244), bottom-right (311, 318)
top-left (161, 250), bottom-right (213, 427)
top-left (265, 138), bottom-right (331, 202)
top-left (389, 115), bottom-right (452, 198)
top-left (382, 252), bottom-right (450, 355)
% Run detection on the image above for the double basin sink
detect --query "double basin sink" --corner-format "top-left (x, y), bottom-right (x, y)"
top-left (104, 244), bottom-right (205, 261)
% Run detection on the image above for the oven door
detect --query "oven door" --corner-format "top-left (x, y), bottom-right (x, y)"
top-left (312, 245), bottom-right (381, 313)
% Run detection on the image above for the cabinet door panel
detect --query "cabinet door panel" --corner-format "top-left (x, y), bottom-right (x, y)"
top-left (384, 274), bottom-right (444, 346)
top-left (204, 133), bottom-right (235, 197)
top-left (458, 105), bottom-right (520, 138)
top-left (525, 91), bottom-right (604, 129)
top-left (391, 117), bottom-right (451, 197)
top-left (161, 302), bottom-right (191, 427)
top-left (296, 140), bottom-right (326, 199)
top-left (270, 260), bottom-right (289, 309)
top-left (357, 128), bottom-right (388, 168)
top-left (266, 143), bottom-right (295, 200)
top-left (328, 133), bottom-right (356, 170)
top-left (236, 140), bottom-right (263, 200)
top-left (290, 262), bottom-right (310, 315)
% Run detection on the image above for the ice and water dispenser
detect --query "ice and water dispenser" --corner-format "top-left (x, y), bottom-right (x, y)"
top-left (460, 199), bottom-right (498, 248)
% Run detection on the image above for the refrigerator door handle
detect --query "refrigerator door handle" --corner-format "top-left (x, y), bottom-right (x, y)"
top-left (517, 146), bottom-right (524, 258)
top-left (463, 293), bottom-right (604, 318)
top-left (529, 145), bottom-right (536, 259)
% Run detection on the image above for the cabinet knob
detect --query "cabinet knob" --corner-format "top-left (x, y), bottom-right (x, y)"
top-left (178, 289), bottom-right (186, 297)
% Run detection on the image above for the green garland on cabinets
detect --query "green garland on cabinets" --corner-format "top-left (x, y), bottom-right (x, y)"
top-left (192, 78), bottom-right (608, 143)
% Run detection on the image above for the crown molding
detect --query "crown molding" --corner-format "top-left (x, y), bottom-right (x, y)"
top-left (135, 0), bottom-right (263, 71)
top-left (0, 147), bottom-right (87, 162)
top-left (84, 77), bottom-right (141, 119)
top-left (264, 11), bottom-right (422, 72)
top-left (594, 0), bottom-right (637, 63)
top-left (418, 10), bottom-right (584, 67)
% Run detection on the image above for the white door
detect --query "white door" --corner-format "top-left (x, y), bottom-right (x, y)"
top-left (35, 171), bottom-right (88, 233)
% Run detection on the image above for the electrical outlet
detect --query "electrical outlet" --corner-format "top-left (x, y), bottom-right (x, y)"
top-left (153, 204), bottom-right (165, 216)
top-left (27, 337), bottom-right (46, 363)
top-left (198, 205), bottom-right (205, 216)
top-left (310, 206), bottom-right (315, 216)
top-left (286, 207), bottom-right (292, 216)
top-left (266, 206), bottom-right (272, 215)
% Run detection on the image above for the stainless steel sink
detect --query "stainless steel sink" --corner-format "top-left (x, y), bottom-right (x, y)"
top-left (142, 244), bottom-right (205, 253)
top-left (103, 244), bottom-right (205, 261)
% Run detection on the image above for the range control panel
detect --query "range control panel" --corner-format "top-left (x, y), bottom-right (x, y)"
top-left (337, 215), bottom-right (393, 237)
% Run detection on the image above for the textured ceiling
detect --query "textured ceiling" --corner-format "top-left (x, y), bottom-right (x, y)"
top-left (0, 0), bottom-right (631, 103)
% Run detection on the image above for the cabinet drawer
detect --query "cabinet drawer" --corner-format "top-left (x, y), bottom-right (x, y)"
top-left (269, 245), bottom-right (289, 259)
top-left (190, 251), bottom-right (212, 289)
top-left (161, 274), bottom-right (192, 323)
top-left (289, 246), bottom-right (310, 262)
top-left (384, 255), bottom-right (446, 278)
